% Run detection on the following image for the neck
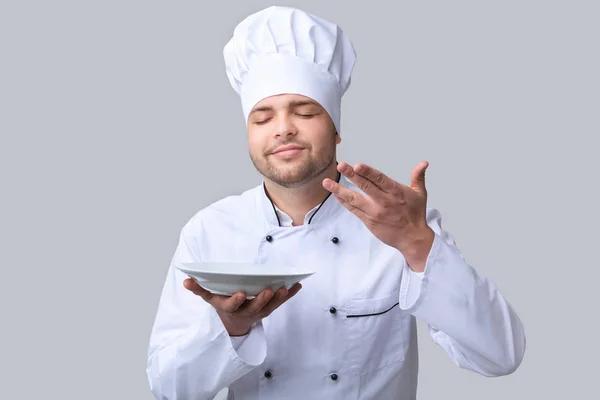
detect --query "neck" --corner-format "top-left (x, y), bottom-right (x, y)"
top-left (264, 162), bottom-right (339, 226)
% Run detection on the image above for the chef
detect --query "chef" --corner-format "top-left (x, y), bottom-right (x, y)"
top-left (146, 6), bottom-right (526, 400)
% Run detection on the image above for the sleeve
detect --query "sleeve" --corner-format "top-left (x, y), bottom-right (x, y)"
top-left (146, 219), bottom-right (268, 400)
top-left (398, 208), bottom-right (526, 377)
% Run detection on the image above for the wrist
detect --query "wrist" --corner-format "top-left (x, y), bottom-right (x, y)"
top-left (225, 319), bottom-right (252, 336)
top-left (217, 311), bottom-right (253, 336)
top-left (396, 226), bottom-right (434, 272)
top-left (228, 326), bottom-right (251, 336)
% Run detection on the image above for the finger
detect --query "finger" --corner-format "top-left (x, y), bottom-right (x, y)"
top-left (337, 162), bottom-right (386, 199)
top-left (184, 278), bottom-right (247, 312)
top-left (184, 278), bottom-right (213, 300)
top-left (258, 283), bottom-right (303, 316)
top-left (333, 193), bottom-right (369, 220)
top-left (249, 286), bottom-right (291, 316)
top-left (322, 179), bottom-right (371, 213)
top-left (239, 288), bottom-right (276, 314)
top-left (409, 161), bottom-right (429, 196)
top-left (286, 282), bottom-right (303, 299)
top-left (353, 163), bottom-right (397, 193)
top-left (213, 292), bottom-right (249, 313)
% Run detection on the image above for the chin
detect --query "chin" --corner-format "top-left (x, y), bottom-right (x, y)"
top-left (270, 170), bottom-right (311, 187)
top-left (251, 151), bottom-right (334, 187)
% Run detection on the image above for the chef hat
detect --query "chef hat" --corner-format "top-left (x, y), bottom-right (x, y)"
top-left (223, 6), bottom-right (357, 134)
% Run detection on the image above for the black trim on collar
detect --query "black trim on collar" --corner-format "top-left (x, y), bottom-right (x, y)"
top-left (263, 168), bottom-right (342, 227)
top-left (263, 184), bottom-right (281, 226)
top-left (307, 170), bottom-right (341, 225)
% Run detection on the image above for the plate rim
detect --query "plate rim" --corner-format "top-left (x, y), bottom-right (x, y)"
top-left (175, 262), bottom-right (315, 277)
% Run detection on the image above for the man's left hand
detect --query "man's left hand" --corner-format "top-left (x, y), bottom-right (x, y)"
top-left (323, 161), bottom-right (435, 272)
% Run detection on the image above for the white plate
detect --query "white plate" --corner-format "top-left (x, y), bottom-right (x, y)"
top-left (175, 262), bottom-right (315, 298)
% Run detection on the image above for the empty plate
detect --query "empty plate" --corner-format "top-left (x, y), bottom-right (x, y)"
top-left (176, 262), bottom-right (315, 298)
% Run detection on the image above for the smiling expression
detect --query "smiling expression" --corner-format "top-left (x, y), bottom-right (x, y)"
top-left (247, 93), bottom-right (341, 188)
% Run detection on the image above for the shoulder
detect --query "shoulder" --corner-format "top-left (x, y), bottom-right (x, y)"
top-left (181, 184), bottom-right (262, 236)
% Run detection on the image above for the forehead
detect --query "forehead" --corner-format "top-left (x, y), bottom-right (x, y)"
top-left (250, 93), bottom-right (324, 112)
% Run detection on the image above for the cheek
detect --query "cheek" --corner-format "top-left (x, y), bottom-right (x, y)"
top-left (247, 130), bottom-right (265, 153)
top-left (304, 125), bottom-right (336, 151)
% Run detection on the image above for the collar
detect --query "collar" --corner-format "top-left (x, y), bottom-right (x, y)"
top-left (258, 171), bottom-right (345, 227)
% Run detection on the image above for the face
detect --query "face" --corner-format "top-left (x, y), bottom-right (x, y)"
top-left (247, 93), bottom-right (341, 188)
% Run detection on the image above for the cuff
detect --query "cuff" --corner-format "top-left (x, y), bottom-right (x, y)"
top-left (399, 232), bottom-right (441, 310)
top-left (230, 334), bottom-right (249, 351)
top-left (210, 309), bottom-right (267, 368)
top-left (398, 230), bottom-right (478, 326)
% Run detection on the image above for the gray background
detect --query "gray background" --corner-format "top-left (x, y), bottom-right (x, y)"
top-left (1, 0), bottom-right (598, 399)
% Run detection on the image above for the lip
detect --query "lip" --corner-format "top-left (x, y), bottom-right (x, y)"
top-left (271, 144), bottom-right (305, 155)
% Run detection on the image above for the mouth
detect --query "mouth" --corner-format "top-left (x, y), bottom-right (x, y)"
top-left (271, 145), bottom-right (305, 156)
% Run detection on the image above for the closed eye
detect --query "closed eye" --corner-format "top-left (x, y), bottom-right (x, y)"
top-left (253, 118), bottom-right (272, 125)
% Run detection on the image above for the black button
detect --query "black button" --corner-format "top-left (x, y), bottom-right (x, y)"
top-left (266, 235), bottom-right (273, 242)
top-left (330, 373), bottom-right (338, 381)
top-left (264, 370), bottom-right (272, 379)
top-left (329, 307), bottom-right (337, 314)
top-left (331, 237), bottom-right (339, 244)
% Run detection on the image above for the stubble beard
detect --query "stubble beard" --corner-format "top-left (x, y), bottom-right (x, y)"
top-left (250, 146), bottom-right (336, 189)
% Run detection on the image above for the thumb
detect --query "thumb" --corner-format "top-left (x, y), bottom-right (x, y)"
top-left (410, 161), bottom-right (429, 196)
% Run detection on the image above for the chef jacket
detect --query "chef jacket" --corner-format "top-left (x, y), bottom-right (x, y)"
top-left (146, 174), bottom-right (526, 399)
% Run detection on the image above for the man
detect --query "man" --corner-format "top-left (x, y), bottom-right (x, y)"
top-left (146, 6), bottom-right (526, 400)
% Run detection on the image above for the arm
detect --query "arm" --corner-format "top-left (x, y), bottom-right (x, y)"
top-left (146, 224), bottom-right (267, 400)
top-left (323, 161), bottom-right (526, 376)
top-left (399, 208), bottom-right (526, 376)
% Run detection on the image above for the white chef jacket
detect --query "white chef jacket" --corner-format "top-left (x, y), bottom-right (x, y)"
top-left (146, 174), bottom-right (526, 400)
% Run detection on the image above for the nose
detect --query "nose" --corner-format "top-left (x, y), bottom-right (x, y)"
top-left (273, 114), bottom-right (298, 138)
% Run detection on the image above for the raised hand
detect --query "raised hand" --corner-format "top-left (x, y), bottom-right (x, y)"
top-left (323, 161), bottom-right (434, 272)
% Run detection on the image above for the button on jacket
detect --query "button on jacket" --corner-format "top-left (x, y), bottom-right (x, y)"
top-left (146, 175), bottom-right (526, 399)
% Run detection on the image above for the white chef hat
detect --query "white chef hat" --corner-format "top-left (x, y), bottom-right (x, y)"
top-left (223, 6), bottom-right (357, 134)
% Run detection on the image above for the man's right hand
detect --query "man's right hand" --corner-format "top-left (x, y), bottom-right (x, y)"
top-left (184, 278), bottom-right (303, 336)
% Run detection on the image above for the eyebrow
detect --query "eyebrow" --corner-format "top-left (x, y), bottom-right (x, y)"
top-left (249, 100), bottom-right (320, 116)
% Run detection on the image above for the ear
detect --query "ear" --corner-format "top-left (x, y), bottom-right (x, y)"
top-left (334, 127), bottom-right (341, 144)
